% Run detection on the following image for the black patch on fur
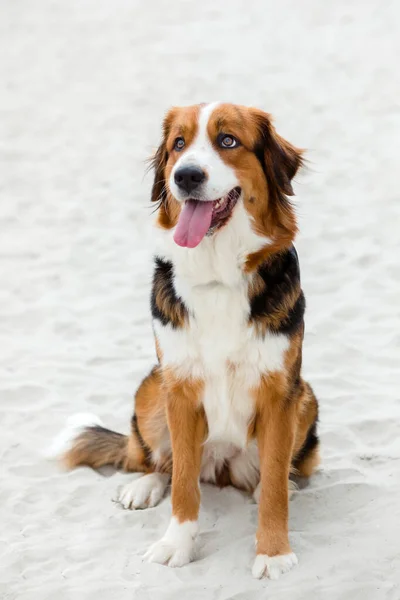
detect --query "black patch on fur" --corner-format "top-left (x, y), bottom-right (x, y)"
top-left (151, 257), bottom-right (187, 328)
top-left (254, 139), bottom-right (292, 209)
top-left (131, 414), bottom-right (153, 468)
top-left (254, 142), bottom-right (269, 179)
top-left (276, 291), bottom-right (306, 336)
top-left (291, 341), bottom-right (304, 388)
top-left (292, 420), bottom-right (319, 471)
top-left (254, 116), bottom-right (303, 198)
top-left (250, 246), bottom-right (305, 335)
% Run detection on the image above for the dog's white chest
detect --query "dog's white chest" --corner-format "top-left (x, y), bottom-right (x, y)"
top-left (190, 282), bottom-right (257, 446)
top-left (155, 273), bottom-right (289, 448)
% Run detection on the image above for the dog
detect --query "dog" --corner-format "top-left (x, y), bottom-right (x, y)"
top-left (54, 102), bottom-right (319, 580)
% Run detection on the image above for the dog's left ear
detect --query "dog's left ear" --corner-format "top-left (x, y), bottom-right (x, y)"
top-left (252, 110), bottom-right (304, 197)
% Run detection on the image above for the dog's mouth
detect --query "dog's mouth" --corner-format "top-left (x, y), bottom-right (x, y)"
top-left (173, 187), bottom-right (241, 248)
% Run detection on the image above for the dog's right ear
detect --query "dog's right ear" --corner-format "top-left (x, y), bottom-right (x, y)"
top-left (150, 109), bottom-right (176, 204)
top-left (150, 141), bottom-right (168, 204)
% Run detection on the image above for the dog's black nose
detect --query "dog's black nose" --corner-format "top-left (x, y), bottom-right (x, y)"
top-left (174, 166), bottom-right (206, 194)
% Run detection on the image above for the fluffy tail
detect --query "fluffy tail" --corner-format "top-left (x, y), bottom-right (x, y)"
top-left (47, 413), bottom-right (148, 473)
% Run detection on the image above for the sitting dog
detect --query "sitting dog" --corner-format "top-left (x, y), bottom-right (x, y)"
top-left (56, 103), bottom-right (319, 580)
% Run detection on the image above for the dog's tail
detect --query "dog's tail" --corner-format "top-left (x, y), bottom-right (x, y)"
top-left (47, 413), bottom-right (149, 474)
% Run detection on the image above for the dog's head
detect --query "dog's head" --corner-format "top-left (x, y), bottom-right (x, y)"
top-left (151, 103), bottom-right (303, 261)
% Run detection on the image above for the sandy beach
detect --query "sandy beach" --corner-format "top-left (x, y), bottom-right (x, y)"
top-left (1, 1), bottom-right (399, 598)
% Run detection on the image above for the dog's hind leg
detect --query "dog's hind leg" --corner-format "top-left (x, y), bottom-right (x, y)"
top-left (50, 365), bottom-right (171, 476)
top-left (291, 380), bottom-right (320, 478)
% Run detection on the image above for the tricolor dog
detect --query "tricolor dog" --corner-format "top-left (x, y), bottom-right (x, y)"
top-left (55, 103), bottom-right (320, 580)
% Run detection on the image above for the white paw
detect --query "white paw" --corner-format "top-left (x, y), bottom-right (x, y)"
top-left (117, 473), bottom-right (169, 509)
top-left (144, 517), bottom-right (198, 567)
top-left (145, 538), bottom-right (194, 567)
top-left (252, 552), bottom-right (298, 580)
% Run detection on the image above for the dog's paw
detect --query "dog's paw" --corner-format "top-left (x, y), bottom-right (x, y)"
top-left (252, 552), bottom-right (298, 580)
top-left (144, 518), bottom-right (197, 567)
top-left (145, 538), bottom-right (194, 567)
top-left (117, 473), bottom-right (169, 510)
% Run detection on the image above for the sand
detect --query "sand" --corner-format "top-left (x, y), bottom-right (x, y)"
top-left (1, 1), bottom-right (399, 598)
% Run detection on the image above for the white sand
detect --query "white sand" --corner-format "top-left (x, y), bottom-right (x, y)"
top-left (1, 1), bottom-right (399, 598)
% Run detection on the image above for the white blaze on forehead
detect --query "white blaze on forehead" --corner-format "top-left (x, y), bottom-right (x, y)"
top-left (170, 102), bottom-right (239, 202)
top-left (191, 101), bottom-right (222, 154)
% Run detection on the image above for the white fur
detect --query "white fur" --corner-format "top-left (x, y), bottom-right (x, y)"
top-left (153, 233), bottom-right (289, 450)
top-left (117, 473), bottom-right (170, 510)
top-left (45, 412), bottom-right (103, 459)
top-left (145, 517), bottom-right (198, 567)
top-left (152, 101), bottom-right (291, 565)
top-left (252, 552), bottom-right (298, 580)
top-left (154, 215), bottom-right (288, 478)
top-left (154, 133), bottom-right (288, 480)
top-left (228, 441), bottom-right (260, 491)
top-left (200, 441), bottom-right (238, 483)
top-left (200, 440), bottom-right (260, 490)
top-left (169, 102), bottom-right (239, 203)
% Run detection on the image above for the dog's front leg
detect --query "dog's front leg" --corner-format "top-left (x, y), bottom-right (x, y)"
top-left (145, 375), bottom-right (205, 567)
top-left (252, 375), bottom-right (298, 580)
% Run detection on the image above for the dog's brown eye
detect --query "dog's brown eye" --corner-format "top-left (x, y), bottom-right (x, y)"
top-left (174, 137), bottom-right (185, 151)
top-left (218, 134), bottom-right (239, 149)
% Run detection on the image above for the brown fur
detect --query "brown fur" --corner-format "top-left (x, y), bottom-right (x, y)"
top-left (63, 367), bottom-right (167, 475)
top-left (254, 372), bottom-right (296, 556)
top-left (151, 105), bottom-right (200, 230)
top-left (211, 106), bottom-right (301, 265)
top-left (163, 369), bottom-right (206, 522)
top-left (151, 104), bottom-right (303, 262)
top-left (62, 103), bottom-right (319, 568)
top-left (249, 330), bottom-right (319, 556)
top-left (292, 383), bottom-right (320, 477)
top-left (63, 426), bottom-right (147, 473)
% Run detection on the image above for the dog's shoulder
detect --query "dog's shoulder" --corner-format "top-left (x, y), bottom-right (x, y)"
top-left (248, 246), bottom-right (305, 337)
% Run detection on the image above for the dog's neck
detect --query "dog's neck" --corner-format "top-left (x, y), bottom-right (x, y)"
top-left (156, 201), bottom-right (274, 289)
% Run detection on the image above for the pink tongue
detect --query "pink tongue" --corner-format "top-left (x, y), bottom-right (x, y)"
top-left (173, 200), bottom-right (214, 248)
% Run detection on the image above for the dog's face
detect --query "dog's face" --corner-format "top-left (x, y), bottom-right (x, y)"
top-left (151, 103), bottom-right (303, 253)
